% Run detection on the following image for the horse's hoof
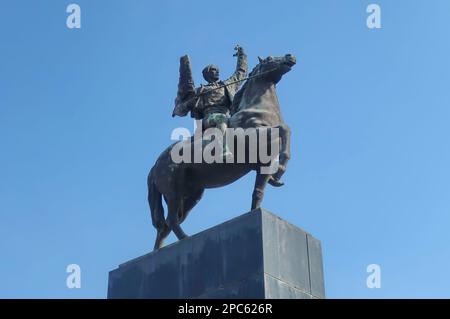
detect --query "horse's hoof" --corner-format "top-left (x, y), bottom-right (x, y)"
top-left (268, 177), bottom-right (285, 187)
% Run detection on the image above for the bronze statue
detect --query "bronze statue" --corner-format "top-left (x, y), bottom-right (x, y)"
top-left (148, 46), bottom-right (296, 250)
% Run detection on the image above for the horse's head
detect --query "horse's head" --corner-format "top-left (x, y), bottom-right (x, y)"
top-left (230, 53), bottom-right (296, 118)
top-left (254, 54), bottom-right (297, 83)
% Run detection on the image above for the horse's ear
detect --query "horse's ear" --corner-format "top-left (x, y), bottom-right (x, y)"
top-left (258, 56), bottom-right (263, 63)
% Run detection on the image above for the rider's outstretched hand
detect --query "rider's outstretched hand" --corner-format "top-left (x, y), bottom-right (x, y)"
top-left (234, 45), bottom-right (244, 56)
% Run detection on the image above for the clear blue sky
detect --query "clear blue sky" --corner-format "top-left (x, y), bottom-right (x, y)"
top-left (1, 0), bottom-right (450, 298)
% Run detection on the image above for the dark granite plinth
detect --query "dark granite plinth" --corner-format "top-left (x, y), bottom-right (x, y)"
top-left (108, 208), bottom-right (325, 299)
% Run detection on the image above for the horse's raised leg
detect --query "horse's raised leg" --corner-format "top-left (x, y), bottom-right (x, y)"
top-left (251, 172), bottom-right (270, 210)
top-left (270, 123), bottom-right (291, 185)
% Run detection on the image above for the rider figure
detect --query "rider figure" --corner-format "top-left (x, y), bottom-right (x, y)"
top-left (175, 46), bottom-right (247, 141)
top-left (193, 45), bottom-right (247, 135)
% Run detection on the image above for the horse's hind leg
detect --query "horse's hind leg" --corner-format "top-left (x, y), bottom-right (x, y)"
top-left (148, 171), bottom-right (171, 251)
top-left (179, 189), bottom-right (204, 225)
top-left (163, 189), bottom-right (203, 243)
top-left (251, 172), bottom-right (270, 210)
top-left (154, 223), bottom-right (170, 250)
top-left (166, 196), bottom-right (189, 240)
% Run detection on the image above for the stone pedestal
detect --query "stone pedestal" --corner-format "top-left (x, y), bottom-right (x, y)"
top-left (108, 208), bottom-right (325, 299)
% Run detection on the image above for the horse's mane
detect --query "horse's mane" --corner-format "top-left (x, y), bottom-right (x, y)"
top-left (230, 63), bottom-right (261, 115)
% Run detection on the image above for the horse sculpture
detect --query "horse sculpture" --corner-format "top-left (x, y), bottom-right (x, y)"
top-left (147, 53), bottom-right (297, 250)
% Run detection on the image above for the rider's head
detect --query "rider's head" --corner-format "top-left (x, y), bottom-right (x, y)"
top-left (202, 64), bottom-right (220, 83)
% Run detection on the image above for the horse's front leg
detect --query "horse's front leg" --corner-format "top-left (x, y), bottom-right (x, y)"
top-left (270, 123), bottom-right (291, 185)
top-left (251, 172), bottom-right (270, 210)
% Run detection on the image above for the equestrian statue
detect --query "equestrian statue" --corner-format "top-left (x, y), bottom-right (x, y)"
top-left (147, 45), bottom-right (297, 250)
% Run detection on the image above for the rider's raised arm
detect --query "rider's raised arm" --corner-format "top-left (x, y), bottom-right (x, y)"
top-left (224, 45), bottom-right (248, 93)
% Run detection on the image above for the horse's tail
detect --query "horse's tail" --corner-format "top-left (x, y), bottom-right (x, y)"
top-left (147, 167), bottom-right (165, 230)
